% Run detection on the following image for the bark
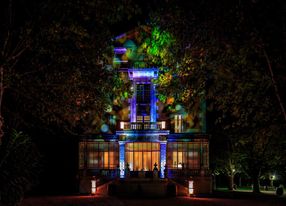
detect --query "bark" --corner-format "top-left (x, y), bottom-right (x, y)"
top-left (251, 169), bottom-right (261, 193)
top-left (252, 175), bottom-right (260, 193)
top-left (228, 174), bottom-right (234, 191)
top-left (212, 174), bottom-right (217, 190)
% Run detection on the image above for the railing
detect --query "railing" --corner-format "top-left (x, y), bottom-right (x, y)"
top-left (119, 121), bottom-right (166, 130)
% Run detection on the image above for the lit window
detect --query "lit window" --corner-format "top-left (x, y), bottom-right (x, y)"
top-left (137, 116), bottom-right (143, 122)
top-left (167, 142), bottom-right (207, 170)
top-left (161, 121), bottom-right (166, 129)
top-left (120, 122), bottom-right (124, 129)
top-left (86, 142), bottom-right (119, 169)
top-left (174, 115), bottom-right (183, 133)
top-left (125, 142), bottom-right (160, 171)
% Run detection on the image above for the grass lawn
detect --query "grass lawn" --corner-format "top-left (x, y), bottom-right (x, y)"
top-left (214, 186), bottom-right (286, 199)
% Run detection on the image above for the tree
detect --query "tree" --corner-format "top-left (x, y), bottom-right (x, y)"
top-left (148, 0), bottom-right (286, 192)
top-left (0, 0), bottom-right (34, 143)
top-left (2, 0), bottom-right (140, 136)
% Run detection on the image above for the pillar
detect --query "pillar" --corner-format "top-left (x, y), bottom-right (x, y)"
top-left (150, 82), bottom-right (157, 123)
top-left (160, 142), bottom-right (167, 178)
top-left (119, 142), bottom-right (125, 178)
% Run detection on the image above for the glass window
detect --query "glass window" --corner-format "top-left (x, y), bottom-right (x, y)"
top-left (86, 142), bottom-right (119, 169)
top-left (167, 141), bottom-right (208, 170)
top-left (125, 142), bottom-right (160, 171)
top-left (174, 115), bottom-right (183, 133)
top-left (137, 116), bottom-right (143, 122)
top-left (136, 84), bottom-right (151, 103)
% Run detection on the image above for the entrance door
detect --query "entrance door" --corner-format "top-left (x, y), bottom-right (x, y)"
top-left (125, 142), bottom-right (160, 171)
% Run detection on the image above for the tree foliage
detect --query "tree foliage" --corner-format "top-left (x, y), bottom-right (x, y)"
top-left (2, 0), bottom-right (140, 135)
top-left (149, 0), bottom-right (286, 192)
top-left (0, 130), bottom-right (41, 206)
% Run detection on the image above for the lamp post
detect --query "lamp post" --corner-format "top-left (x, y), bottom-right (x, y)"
top-left (91, 177), bottom-right (96, 195)
top-left (189, 178), bottom-right (194, 195)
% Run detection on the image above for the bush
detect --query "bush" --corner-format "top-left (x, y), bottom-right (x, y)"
top-left (0, 130), bottom-right (41, 206)
top-left (276, 186), bottom-right (284, 196)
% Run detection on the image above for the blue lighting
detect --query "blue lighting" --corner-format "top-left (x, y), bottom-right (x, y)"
top-left (128, 68), bottom-right (158, 79)
top-left (130, 81), bottom-right (137, 123)
top-left (150, 82), bottom-right (157, 122)
top-left (160, 143), bottom-right (167, 178)
top-left (100, 124), bottom-right (109, 132)
top-left (119, 142), bottom-right (125, 178)
top-left (114, 47), bottom-right (127, 54)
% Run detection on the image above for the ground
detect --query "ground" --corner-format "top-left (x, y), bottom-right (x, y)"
top-left (21, 190), bottom-right (286, 206)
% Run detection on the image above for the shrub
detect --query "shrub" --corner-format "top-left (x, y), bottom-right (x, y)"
top-left (276, 186), bottom-right (284, 196)
top-left (0, 130), bottom-right (41, 206)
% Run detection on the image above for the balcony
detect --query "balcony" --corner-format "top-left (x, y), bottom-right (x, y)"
top-left (119, 121), bottom-right (166, 130)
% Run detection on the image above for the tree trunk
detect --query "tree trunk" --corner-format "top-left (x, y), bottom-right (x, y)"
top-left (251, 168), bottom-right (261, 193)
top-left (228, 174), bottom-right (234, 191)
top-left (252, 175), bottom-right (260, 193)
top-left (212, 174), bottom-right (217, 190)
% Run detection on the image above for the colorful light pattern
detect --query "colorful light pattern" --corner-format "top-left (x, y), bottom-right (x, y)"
top-left (128, 68), bottom-right (158, 79)
top-left (160, 143), bottom-right (167, 178)
top-left (119, 142), bottom-right (125, 178)
top-left (112, 26), bottom-right (207, 134)
top-left (100, 124), bottom-right (109, 132)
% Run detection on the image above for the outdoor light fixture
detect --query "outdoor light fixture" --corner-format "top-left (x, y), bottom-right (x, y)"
top-left (162, 121), bottom-right (166, 129)
top-left (91, 179), bottom-right (96, 195)
top-left (114, 47), bottom-right (127, 54)
top-left (189, 180), bottom-right (194, 195)
top-left (120, 122), bottom-right (124, 129)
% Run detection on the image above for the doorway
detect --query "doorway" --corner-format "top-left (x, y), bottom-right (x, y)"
top-left (125, 142), bottom-right (160, 171)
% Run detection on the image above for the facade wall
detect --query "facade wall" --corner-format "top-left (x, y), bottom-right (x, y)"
top-left (79, 138), bottom-right (209, 174)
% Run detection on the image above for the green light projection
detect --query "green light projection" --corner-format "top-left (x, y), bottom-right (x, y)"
top-left (111, 26), bottom-right (206, 133)
top-left (113, 26), bottom-right (175, 68)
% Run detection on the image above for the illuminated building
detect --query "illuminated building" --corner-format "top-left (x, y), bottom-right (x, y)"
top-left (78, 26), bottom-right (212, 195)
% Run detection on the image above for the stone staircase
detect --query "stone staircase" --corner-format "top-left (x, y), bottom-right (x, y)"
top-left (108, 178), bottom-right (176, 197)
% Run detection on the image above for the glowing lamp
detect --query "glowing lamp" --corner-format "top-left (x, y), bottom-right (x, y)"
top-left (91, 179), bottom-right (96, 195)
top-left (120, 122), bottom-right (124, 129)
top-left (189, 180), bottom-right (194, 195)
top-left (161, 121), bottom-right (166, 129)
top-left (114, 47), bottom-right (127, 54)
